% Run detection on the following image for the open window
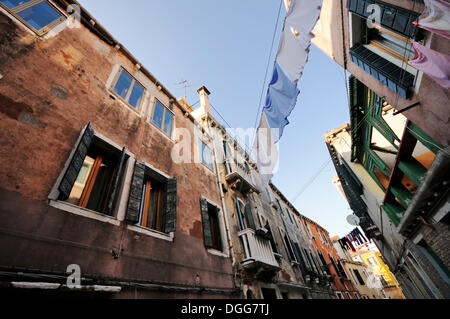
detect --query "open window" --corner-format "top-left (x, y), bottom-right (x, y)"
top-left (125, 161), bottom-right (177, 234)
top-left (347, 0), bottom-right (424, 98)
top-left (200, 198), bottom-right (223, 252)
top-left (58, 123), bottom-right (127, 217)
top-left (136, 175), bottom-right (166, 232)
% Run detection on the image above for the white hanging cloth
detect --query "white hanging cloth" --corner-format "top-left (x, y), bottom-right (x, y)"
top-left (276, 28), bottom-right (311, 83)
top-left (252, 113), bottom-right (279, 187)
top-left (285, 0), bottom-right (323, 36)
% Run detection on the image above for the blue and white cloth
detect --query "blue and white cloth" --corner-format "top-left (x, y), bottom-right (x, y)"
top-left (263, 61), bottom-right (300, 143)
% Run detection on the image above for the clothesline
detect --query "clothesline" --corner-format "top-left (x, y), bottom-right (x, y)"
top-left (338, 228), bottom-right (368, 253)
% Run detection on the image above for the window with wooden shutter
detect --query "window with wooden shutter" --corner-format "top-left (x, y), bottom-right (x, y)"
top-left (125, 161), bottom-right (145, 224)
top-left (61, 124), bottom-right (127, 217)
top-left (200, 198), bottom-right (213, 249)
top-left (128, 164), bottom-right (177, 234)
top-left (59, 123), bottom-right (94, 200)
top-left (200, 198), bottom-right (222, 251)
top-left (350, 44), bottom-right (415, 98)
top-left (265, 222), bottom-right (279, 254)
top-left (244, 204), bottom-right (257, 231)
top-left (346, 0), bottom-right (421, 39)
top-left (164, 178), bottom-right (177, 233)
top-left (234, 197), bottom-right (246, 231)
top-left (293, 243), bottom-right (307, 272)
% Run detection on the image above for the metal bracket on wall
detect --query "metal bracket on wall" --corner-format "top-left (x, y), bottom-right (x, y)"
top-left (393, 102), bottom-right (421, 116)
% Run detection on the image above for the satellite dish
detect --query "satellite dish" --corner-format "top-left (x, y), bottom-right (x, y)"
top-left (347, 214), bottom-right (360, 226)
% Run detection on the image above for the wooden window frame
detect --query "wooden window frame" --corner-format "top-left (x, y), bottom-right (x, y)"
top-left (151, 98), bottom-right (175, 138)
top-left (0, 0), bottom-right (66, 36)
top-left (137, 176), bottom-right (165, 232)
top-left (111, 67), bottom-right (146, 114)
top-left (78, 155), bottom-right (103, 208)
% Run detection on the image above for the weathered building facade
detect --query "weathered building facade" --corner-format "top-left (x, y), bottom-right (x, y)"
top-left (325, 99), bottom-right (449, 299)
top-left (299, 215), bottom-right (359, 299)
top-left (0, 0), bottom-right (237, 298)
top-left (313, 0), bottom-right (450, 147)
top-left (332, 236), bottom-right (384, 299)
top-left (317, 0), bottom-right (449, 299)
top-left (191, 86), bottom-right (317, 299)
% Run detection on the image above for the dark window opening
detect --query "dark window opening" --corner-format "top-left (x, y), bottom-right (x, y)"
top-left (261, 288), bottom-right (277, 300)
top-left (283, 234), bottom-right (296, 262)
top-left (353, 269), bottom-right (366, 285)
top-left (265, 223), bottom-right (279, 254)
top-left (207, 203), bottom-right (222, 251)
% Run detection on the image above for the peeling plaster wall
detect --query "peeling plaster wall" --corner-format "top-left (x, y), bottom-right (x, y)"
top-left (0, 10), bottom-right (234, 297)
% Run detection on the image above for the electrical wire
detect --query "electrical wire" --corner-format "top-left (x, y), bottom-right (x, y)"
top-left (292, 158), bottom-right (333, 203)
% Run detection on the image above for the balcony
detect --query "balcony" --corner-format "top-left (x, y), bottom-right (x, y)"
top-left (238, 229), bottom-right (280, 272)
top-left (224, 158), bottom-right (259, 194)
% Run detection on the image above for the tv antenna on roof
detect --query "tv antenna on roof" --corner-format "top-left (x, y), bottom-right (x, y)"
top-left (176, 80), bottom-right (190, 101)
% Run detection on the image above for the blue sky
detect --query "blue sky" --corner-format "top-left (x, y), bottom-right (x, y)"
top-left (79, 0), bottom-right (356, 237)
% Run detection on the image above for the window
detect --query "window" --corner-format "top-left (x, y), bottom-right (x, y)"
top-left (279, 228), bottom-right (296, 262)
top-left (265, 223), bottom-right (279, 254)
top-left (200, 198), bottom-right (222, 251)
top-left (125, 161), bottom-right (177, 234)
top-left (59, 124), bottom-right (127, 217)
top-left (136, 175), bottom-right (166, 232)
top-left (368, 257), bottom-right (378, 267)
top-left (113, 68), bottom-right (145, 111)
top-left (261, 288), bottom-right (278, 300)
top-left (353, 269), bottom-right (366, 285)
top-left (303, 221), bottom-right (312, 238)
top-left (234, 197), bottom-right (248, 231)
top-left (347, 0), bottom-right (423, 99)
top-left (152, 99), bottom-right (174, 137)
top-left (0, 0), bottom-right (65, 35)
top-left (199, 140), bottom-right (214, 171)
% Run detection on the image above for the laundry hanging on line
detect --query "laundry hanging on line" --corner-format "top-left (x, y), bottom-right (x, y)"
top-left (263, 61), bottom-right (300, 143)
top-left (253, 0), bottom-right (324, 185)
top-left (276, 27), bottom-right (312, 83)
top-left (408, 41), bottom-right (450, 89)
top-left (251, 112), bottom-right (279, 187)
top-left (415, 0), bottom-right (450, 39)
top-left (285, 0), bottom-right (323, 37)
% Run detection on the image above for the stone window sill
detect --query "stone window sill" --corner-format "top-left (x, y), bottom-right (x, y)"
top-left (49, 200), bottom-right (120, 226)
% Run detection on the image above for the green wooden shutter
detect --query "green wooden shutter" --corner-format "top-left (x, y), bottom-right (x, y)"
top-left (293, 243), bottom-right (307, 273)
top-left (350, 44), bottom-right (414, 99)
top-left (125, 161), bottom-right (145, 224)
top-left (200, 197), bottom-right (214, 248)
top-left (107, 147), bottom-right (126, 215)
top-left (234, 197), bottom-right (245, 230)
top-left (164, 178), bottom-right (178, 233)
top-left (347, 0), bottom-right (420, 39)
top-left (59, 123), bottom-right (95, 200)
top-left (244, 204), bottom-right (257, 231)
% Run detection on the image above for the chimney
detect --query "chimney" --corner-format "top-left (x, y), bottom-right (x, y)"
top-left (197, 86), bottom-right (211, 115)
